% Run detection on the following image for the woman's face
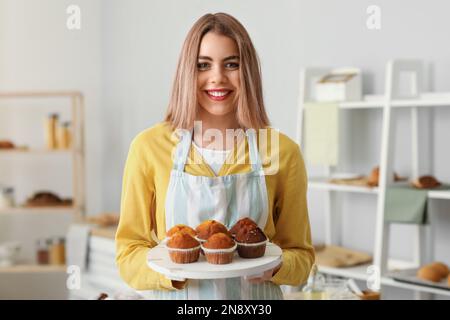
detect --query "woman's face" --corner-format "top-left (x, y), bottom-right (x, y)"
top-left (197, 32), bottom-right (240, 117)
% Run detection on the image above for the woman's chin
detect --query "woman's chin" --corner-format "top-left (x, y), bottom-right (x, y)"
top-left (200, 105), bottom-right (234, 117)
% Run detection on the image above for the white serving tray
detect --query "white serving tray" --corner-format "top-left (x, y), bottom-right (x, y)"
top-left (147, 242), bottom-right (282, 280)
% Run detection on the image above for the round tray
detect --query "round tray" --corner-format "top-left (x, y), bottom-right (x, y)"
top-left (147, 242), bottom-right (282, 280)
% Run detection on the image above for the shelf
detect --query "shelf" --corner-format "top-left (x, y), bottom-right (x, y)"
top-left (309, 177), bottom-right (378, 194)
top-left (318, 260), bottom-right (450, 297)
top-left (382, 277), bottom-right (450, 297)
top-left (309, 177), bottom-right (450, 201)
top-left (428, 190), bottom-right (450, 200)
top-left (0, 264), bottom-right (66, 273)
top-left (0, 206), bottom-right (76, 215)
top-left (318, 259), bottom-right (417, 281)
top-left (336, 92), bottom-right (450, 109)
top-left (0, 148), bottom-right (74, 155)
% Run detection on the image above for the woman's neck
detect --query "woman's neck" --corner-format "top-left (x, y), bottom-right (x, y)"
top-left (194, 110), bottom-right (242, 150)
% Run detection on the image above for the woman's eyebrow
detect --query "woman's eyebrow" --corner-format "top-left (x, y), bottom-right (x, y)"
top-left (198, 55), bottom-right (240, 61)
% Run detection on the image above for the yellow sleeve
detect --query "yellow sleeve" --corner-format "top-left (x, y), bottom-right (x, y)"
top-left (115, 138), bottom-right (175, 291)
top-left (270, 144), bottom-right (315, 286)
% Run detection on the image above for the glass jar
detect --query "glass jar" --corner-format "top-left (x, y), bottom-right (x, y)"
top-left (302, 264), bottom-right (327, 300)
top-left (36, 238), bottom-right (50, 265)
top-left (0, 187), bottom-right (15, 209)
top-left (57, 121), bottom-right (72, 149)
top-left (49, 237), bottom-right (66, 265)
top-left (45, 113), bottom-right (59, 149)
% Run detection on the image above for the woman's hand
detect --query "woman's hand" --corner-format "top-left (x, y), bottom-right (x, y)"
top-left (246, 262), bottom-right (282, 284)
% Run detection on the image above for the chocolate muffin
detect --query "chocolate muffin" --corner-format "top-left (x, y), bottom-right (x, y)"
top-left (201, 232), bottom-right (236, 264)
top-left (166, 232), bottom-right (200, 264)
top-left (234, 226), bottom-right (267, 258)
top-left (229, 217), bottom-right (258, 238)
top-left (195, 220), bottom-right (230, 243)
top-left (166, 224), bottom-right (197, 238)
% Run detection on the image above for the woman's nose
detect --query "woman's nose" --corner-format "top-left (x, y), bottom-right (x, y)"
top-left (209, 66), bottom-right (226, 83)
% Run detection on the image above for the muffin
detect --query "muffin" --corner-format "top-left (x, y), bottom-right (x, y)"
top-left (448, 274), bottom-right (450, 286)
top-left (166, 224), bottom-right (197, 238)
top-left (417, 264), bottom-right (443, 282)
top-left (195, 220), bottom-right (230, 243)
top-left (234, 226), bottom-right (268, 258)
top-left (229, 217), bottom-right (258, 238)
top-left (166, 232), bottom-right (201, 264)
top-left (202, 233), bottom-right (237, 264)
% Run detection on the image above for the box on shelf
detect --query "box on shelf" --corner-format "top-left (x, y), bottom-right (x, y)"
top-left (315, 68), bottom-right (362, 102)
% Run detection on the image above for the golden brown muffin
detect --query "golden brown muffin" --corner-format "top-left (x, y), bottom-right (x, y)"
top-left (167, 224), bottom-right (197, 238)
top-left (412, 176), bottom-right (442, 189)
top-left (195, 220), bottom-right (230, 241)
top-left (202, 233), bottom-right (236, 264)
top-left (429, 262), bottom-right (449, 278)
top-left (167, 232), bottom-right (200, 249)
top-left (448, 274), bottom-right (450, 286)
top-left (166, 232), bottom-right (200, 264)
top-left (203, 233), bottom-right (235, 249)
top-left (234, 226), bottom-right (267, 259)
top-left (417, 264), bottom-right (443, 282)
top-left (229, 217), bottom-right (258, 237)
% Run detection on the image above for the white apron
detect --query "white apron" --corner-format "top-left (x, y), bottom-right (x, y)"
top-left (141, 128), bottom-right (283, 300)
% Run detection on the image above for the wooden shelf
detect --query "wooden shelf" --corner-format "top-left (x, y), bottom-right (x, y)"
top-left (0, 149), bottom-right (74, 155)
top-left (0, 264), bottom-right (66, 273)
top-left (0, 206), bottom-right (76, 215)
top-left (309, 177), bottom-right (450, 201)
top-left (309, 177), bottom-right (378, 194)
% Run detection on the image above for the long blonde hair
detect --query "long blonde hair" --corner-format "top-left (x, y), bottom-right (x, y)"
top-left (165, 12), bottom-right (270, 130)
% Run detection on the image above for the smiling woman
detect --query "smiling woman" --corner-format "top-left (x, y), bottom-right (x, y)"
top-left (116, 12), bottom-right (314, 300)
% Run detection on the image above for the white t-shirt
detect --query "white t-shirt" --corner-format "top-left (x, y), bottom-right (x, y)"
top-left (193, 142), bottom-right (232, 175)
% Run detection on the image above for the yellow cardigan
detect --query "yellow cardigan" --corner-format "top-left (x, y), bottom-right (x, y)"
top-left (116, 122), bottom-right (314, 290)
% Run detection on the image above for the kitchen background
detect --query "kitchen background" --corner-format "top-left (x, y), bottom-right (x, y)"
top-left (0, 0), bottom-right (449, 299)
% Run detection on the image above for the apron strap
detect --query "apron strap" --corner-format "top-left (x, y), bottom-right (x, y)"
top-left (246, 129), bottom-right (263, 172)
top-left (173, 129), bottom-right (193, 172)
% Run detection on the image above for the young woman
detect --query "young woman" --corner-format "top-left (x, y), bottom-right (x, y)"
top-left (116, 12), bottom-right (314, 300)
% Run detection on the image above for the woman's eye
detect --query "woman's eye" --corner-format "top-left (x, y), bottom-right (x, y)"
top-left (225, 62), bottom-right (239, 69)
top-left (197, 62), bottom-right (209, 70)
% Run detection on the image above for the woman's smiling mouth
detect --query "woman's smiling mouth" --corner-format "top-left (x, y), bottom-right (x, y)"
top-left (205, 89), bottom-right (232, 101)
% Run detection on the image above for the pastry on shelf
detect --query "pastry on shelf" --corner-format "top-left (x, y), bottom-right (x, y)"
top-left (367, 166), bottom-right (406, 187)
top-left (24, 191), bottom-right (72, 207)
top-left (411, 175), bottom-right (442, 189)
top-left (417, 261), bottom-right (449, 282)
top-left (0, 140), bottom-right (15, 149)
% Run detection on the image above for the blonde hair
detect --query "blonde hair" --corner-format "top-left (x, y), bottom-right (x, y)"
top-left (165, 12), bottom-right (270, 130)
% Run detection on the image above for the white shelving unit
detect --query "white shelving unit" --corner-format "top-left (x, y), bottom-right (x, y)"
top-left (0, 91), bottom-right (85, 274)
top-left (297, 60), bottom-right (450, 299)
